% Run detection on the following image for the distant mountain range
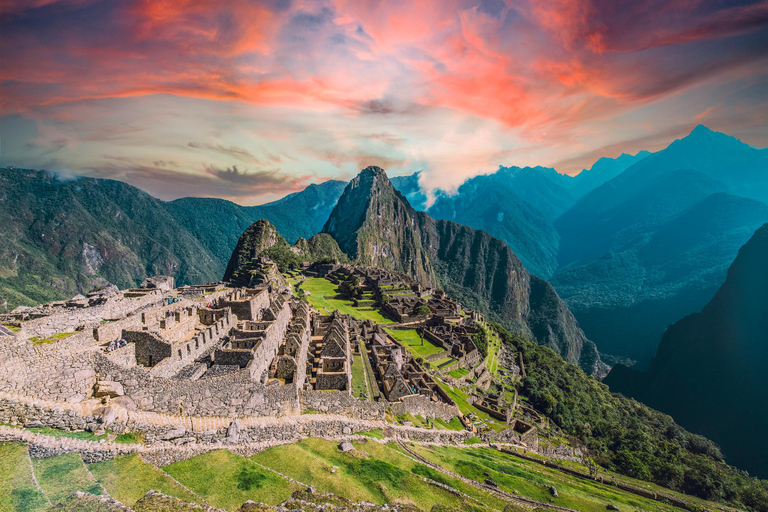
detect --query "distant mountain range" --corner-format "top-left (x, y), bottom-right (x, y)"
top-left (605, 222), bottom-right (768, 478)
top-left (0, 168), bottom-right (345, 308)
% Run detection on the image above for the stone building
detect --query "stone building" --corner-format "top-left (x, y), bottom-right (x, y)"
top-left (310, 313), bottom-right (351, 391)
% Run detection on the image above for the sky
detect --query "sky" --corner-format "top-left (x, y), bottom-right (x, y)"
top-left (0, 0), bottom-right (766, 204)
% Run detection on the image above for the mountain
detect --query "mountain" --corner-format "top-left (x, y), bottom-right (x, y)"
top-left (552, 126), bottom-right (768, 365)
top-left (564, 150), bottom-right (651, 199)
top-left (605, 223), bottom-right (768, 478)
top-left (323, 166), bottom-right (606, 375)
top-left (166, 179), bottom-right (346, 263)
top-left (426, 168), bottom-right (563, 278)
top-left (0, 168), bottom-right (221, 308)
top-left (0, 168), bottom-right (346, 310)
top-left (392, 156), bottom-right (648, 279)
top-left (323, 168), bottom-right (436, 287)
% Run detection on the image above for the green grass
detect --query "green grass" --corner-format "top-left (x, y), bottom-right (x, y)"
top-left (0, 443), bottom-right (49, 512)
top-left (351, 353), bottom-right (368, 399)
top-left (299, 278), bottom-right (391, 322)
top-left (2, 324), bottom-right (20, 333)
top-left (164, 449), bottom-right (299, 511)
top-left (16, 425), bottom-right (143, 445)
top-left (432, 378), bottom-right (504, 430)
top-left (433, 416), bottom-right (466, 431)
top-left (410, 445), bottom-right (682, 512)
top-left (385, 329), bottom-right (444, 359)
top-left (89, 454), bottom-right (199, 506)
top-left (251, 437), bottom-right (502, 511)
top-left (463, 437), bottom-right (485, 445)
top-left (32, 453), bottom-right (102, 504)
top-left (448, 368), bottom-right (470, 379)
top-left (357, 429), bottom-right (385, 439)
top-left (28, 332), bottom-right (75, 346)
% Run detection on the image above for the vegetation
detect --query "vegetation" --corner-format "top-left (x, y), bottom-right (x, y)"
top-left (298, 278), bottom-right (391, 322)
top-left (163, 449), bottom-right (299, 510)
top-left (29, 332), bottom-right (75, 346)
top-left (492, 322), bottom-right (768, 511)
top-left (33, 453), bottom-right (102, 503)
top-left (385, 328), bottom-right (444, 359)
top-left (250, 437), bottom-right (501, 511)
top-left (0, 443), bottom-right (48, 512)
top-left (88, 454), bottom-right (199, 506)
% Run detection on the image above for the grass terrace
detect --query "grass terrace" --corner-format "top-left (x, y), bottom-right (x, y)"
top-left (0, 443), bottom-right (48, 512)
top-left (408, 444), bottom-right (684, 512)
top-left (251, 437), bottom-right (503, 511)
top-left (164, 449), bottom-right (300, 511)
top-left (385, 328), bottom-right (444, 359)
top-left (297, 278), bottom-right (391, 323)
top-left (89, 454), bottom-right (199, 507)
top-left (32, 453), bottom-right (103, 503)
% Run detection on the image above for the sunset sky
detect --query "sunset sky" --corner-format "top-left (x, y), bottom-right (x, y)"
top-left (1, 0), bottom-right (766, 204)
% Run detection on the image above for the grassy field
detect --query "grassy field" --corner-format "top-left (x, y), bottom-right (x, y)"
top-left (0, 443), bottom-right (48, 512)
top-left (32, 453), bottom-right (102, 504)
top-left (251, 437), bottom-right (503, 511)
top-left (298, 278), bottom-right (392, 322)
top-left (89, 454), bottom-right (199, 506)
top-left (409, 444), bottom-right (682, 512)
top-left (385, 328), bottom-right (444, 359)
top-left (164, 449), bottom-right (300, 511)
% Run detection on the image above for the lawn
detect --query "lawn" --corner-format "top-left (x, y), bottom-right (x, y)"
top-left (385, 329), bottom-right (444, 359)
top-left (164, 449), bottom-right (299, 511)
top-left (409, 445), bottom-right (679, 512)
top-left (0, 443), bottom-right (49, 512)
top-left (448, 367), bottom-right (470, 379)
top-left (89, 454), bottom-right (199, 506)
top-left (251, 437), bottom-right (502, 511)
top-left (33, 453), bottom-right (102, 504)
top-left (299, 278), bottom-right (391, 323)
top-left (351, 353), bottom-right (368, 399)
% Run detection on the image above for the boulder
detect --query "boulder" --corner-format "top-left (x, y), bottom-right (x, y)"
top-left (549, 486), bottom-right (558, 498)
top-left (227, 419), bottom-right (241, 443)
top-left (338, 441), bottom-right (354, 452)
top-left (94, 380), bottom-right (124, 398)
top-left (159, 427), bottom-right (186, 441)
top-left (606, 505), bottom-right (620, 511)
top-left (65, 393), bottom-right (85, 403)
top-left (111, 396), bottom-right (137, 412)
top-left (97, 406), bottom-right (116, 425)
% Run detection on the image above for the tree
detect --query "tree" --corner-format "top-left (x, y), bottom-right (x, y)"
top-left (414, 305), bottom-right (431, 316)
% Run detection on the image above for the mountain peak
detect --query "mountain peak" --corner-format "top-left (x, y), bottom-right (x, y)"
top-left (360, 165), bottom-right (388, 177)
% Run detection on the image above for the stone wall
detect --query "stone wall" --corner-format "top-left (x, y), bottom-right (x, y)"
top-left (0, 342), bottom-right (97, 402)
top-left (299, 390), bottom-right (385, 420)
top-left (387, 395), bottom-right (460, 422)
top-left (19, 292), bottom-right (163, 340)
top-left (94, 354), bottom-right (300, 417)
top-left (247, 301), bottom-right (291, 380)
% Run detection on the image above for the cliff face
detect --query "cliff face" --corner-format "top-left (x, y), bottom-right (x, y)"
top-left (605, 223), bottom-right (768, 477)
top-left (323, 167), bottom-right (436, 286)
top-left (323, 167), bottom-right (606, 375)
